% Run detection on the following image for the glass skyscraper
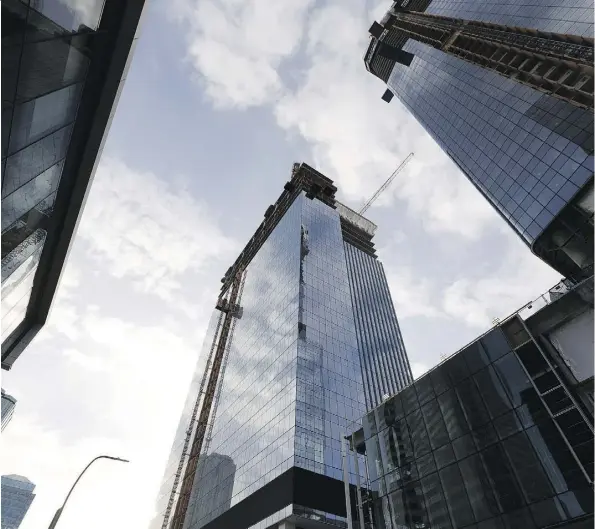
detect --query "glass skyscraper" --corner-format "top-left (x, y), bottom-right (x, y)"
top-left (1, 0), bottom-right (146, 369)
top-left (151, 164), bottom-right (412, 529)
top-left (365, 0), bottom-right (594, 281)
top-left (350, 276), bottom-right (594, 529)
top-left (1, 475), bottom-right (35, 529)
top-left (1, 389), bottom-right (17, 431)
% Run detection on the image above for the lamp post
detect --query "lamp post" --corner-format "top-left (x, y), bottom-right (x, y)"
top-left (48, 455), bottom-right (129, 529)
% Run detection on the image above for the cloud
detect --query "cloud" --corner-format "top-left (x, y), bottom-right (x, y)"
top-left (411, 361), bottom-right (430, 379)
top-left (4, 301), bottom-right (204, 529)
top-left (77, 158), bottom-right (237, 303)
top-left (384, 265), bottom-right (444, 319)
top-left (274, 1), bottom-right (498, 239)
top-left (177, 0), bottom-right (315, 108)
top-left (441, 236), bottom-right (561, 328)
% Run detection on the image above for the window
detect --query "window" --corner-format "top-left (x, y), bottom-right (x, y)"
top-left (439, 464), bottom-right (475, 528)
top-left (421, 399), bottom-right (450, 450)
top-left (459, 454), bottom-right (500, 522)
top-left (502, 432), bottom-right (554, 503)
top-left (474, 367), bottom-right (512, 420)
top-left (493, 354), bottom-right (531, 408)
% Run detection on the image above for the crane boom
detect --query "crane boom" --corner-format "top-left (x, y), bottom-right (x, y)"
top-left (359, 152), bottom-right (414, 215)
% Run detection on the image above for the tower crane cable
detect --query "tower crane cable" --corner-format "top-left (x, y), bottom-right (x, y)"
top-left (358, 152), bottom-right (414, 215)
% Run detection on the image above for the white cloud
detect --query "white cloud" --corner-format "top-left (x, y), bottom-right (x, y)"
top-left (177, 0), bottom-right (315, 108)
top-left (78, 158), bottom-right (237, 303)
top-left (275, 2), bottom-right (496, 239)
top-left (384, 265), bottom-right (444, 319)
top-left (5, 302), bottom-right (203, 529)
top-left (411, 361), bottom-right (430, 379)
top-left (441, 236), bottom-right (561, 328)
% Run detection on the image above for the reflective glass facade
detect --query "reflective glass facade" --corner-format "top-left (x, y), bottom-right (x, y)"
top-left (359, 319), bottom-right (594, 529)
top-left (345, 243), bottom-right (412, 407)
top-left (153, 170), bottom-right (413, 529)
top-left (366, 0), bottom-right (594, 278)
top-left (1, 0), bottom-right (145, 368)
top-left (1, 475), bottom-right (35, 529)
top-left (1, 389), bottom-right (17, 432)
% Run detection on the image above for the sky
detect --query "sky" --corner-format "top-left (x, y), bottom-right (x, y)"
top-left (2, 0), bottom-right (562, 528)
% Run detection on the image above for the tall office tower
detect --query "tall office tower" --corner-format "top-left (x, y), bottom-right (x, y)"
top-left (1, 0), bottom-right (146, 369)
top-left (151, 164), bottom-right (412, 529)
top-left (1, 389), bottom-right (17, 431)
top-left (1, 475), bottom-right (35, 529)
top-left (365, 1), bottom-right (594, 281)
top-left (349, 275), bottom-right (594, 529)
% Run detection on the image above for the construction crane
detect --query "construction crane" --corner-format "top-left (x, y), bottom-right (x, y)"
top-left (358, 152), bottom-right (414, 215)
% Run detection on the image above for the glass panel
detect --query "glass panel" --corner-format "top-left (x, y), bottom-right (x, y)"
top-left (365, 435), bottom-right (383, 481)
top-left (456, 378), bottom-right (491, 429)
top-left (502, 432), bottom-right (554, 503)
top-left (492, 354), bottom-right (532, 408)
top-left (481, 329), bottom-right (512, 363)
top-left (462, 341), bottom-right (491, 374)
top-left (8, 83), bottom-right (83, 155)
top-left (439, 389), bottom-right (470, 441)
top-left (459, 454), bottom-right (500, 522)
top-left (416, 452), bottom-right (436, 479)
top-left (472, 422), bottom-right (499, 450)
top-left (415, 376), bottom-right (435, 406)
top-left (439, 463), bottom-right (475, 528)
top-left (1, 161), bottom-right (63, 232)
top-left (1, 232), bottom-right (46, 338)
top-left (407, 408), bottom-right (431, 459)
top-left (434, 444), bottom-right (456, 470)
top-left (446, 352), bottom-right (471, 385)
top-left (500, 507), bottom-right (536, 529)
top-left (480, 444), bottom-right (524, 513)
top-left (493, 411), bottom-right (522, 440)
top-left (15, 38), bottom-right (89, 104)
top-left (452, 433), bottom-right (477, 461)
top-left (529, 497), bottom-right (567, 528)
top-left (474, 367), bottom-right (512, 420)
top-left (421, 473), bottom-right (452, 529)
top-left (400, 385), bottom-right (419, 413)
top-left (3, 124), bottom-right (72, 199)
top-left (431, 367), bottom-right (452, 396)
top-left (34, 0), bottom-right (106, 31)
top-left (363, 411), bottom-right (377, 440)
top-left (421, 398), bottom-right (450, 450)
top-left (377, 393), bottom-right (404, 432)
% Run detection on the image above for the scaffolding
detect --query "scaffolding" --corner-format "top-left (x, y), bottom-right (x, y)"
top-left (384, 10), bottom-right (594, 108)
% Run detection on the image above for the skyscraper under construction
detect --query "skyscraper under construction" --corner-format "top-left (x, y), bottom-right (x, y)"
top-left (365, 0), bottom-right (594, 281)
top-left (151, 163), bottom-right (413, 529)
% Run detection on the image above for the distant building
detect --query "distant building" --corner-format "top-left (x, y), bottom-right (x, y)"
top-left (1, 475), bottom-right (35, 529)
top-left (365, 1), bottom-right (594, 281)
top-left (1, 0), bottom-right (147, 369)
top-left (349, 275), bottom-right (594, 529)
top-left (1, 390), bottom-right (17, 431)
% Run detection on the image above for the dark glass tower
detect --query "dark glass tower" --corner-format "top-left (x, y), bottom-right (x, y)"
top-left (1, 0), bottom-right (146, 369)
top-left (351, 276), bottom-right (594, 529)
top-left (151, 164), bottom-right (412, 529)
top-left (365, 0), bottom-right (594, 281)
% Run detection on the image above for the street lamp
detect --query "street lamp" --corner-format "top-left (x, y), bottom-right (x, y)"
top-left (48, 455), bottom-right (129, 529)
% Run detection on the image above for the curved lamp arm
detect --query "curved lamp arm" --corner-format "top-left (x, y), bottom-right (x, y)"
top-left (48, 455), bottom-right (129, 529)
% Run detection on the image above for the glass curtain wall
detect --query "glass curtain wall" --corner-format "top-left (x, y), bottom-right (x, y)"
top-left (362, 327), bottom-right (594, 529)
top-left (383, 0), bottom-right (593, 247)
top-left (1, 0), bottom-right (105, 340)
